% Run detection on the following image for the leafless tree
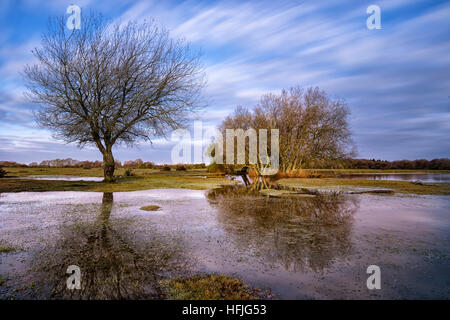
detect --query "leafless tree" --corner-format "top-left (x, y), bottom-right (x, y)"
top-left (24, 13), bottom-right (205, 182)
top-left (220, 86), bottom-right (355, 174)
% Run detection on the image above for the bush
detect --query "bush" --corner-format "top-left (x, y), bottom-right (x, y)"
top-left (0, 167), bottom-right (6, 178)
top-left (137, 161), bottom-right (155, 169)
top-left (186, 163), bottom-right (206, 169)
top-left (161, 165), bottom-right (171, 171)
top-left (176, 165), bottom-right (187, 171)
top-left (206, 163), bottom-right (235, 174)
top-left (124, 169), bottom-right (135, 176)
top-left (272, 169), bottom-right (322, 180)
top-left (207, 163), bottom-right (225, 174)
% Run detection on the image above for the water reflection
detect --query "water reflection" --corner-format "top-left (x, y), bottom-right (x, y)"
top-left (207, 186), bottom-right (359, 272)
top-left (33, 192), bottom-right (188, 299)
top-left (338, 173), bottom-right (450, 183)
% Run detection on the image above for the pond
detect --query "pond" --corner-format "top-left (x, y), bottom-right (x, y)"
top-left (0, 187), bottom-right (449, 299)
top-left (337, 173), bottom-right (450, 183)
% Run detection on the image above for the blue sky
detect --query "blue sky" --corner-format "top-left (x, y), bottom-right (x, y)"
top-left (0, 0), bottom-right (449, 164)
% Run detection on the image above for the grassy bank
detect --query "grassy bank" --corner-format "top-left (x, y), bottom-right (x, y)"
top-left (278, 178), bottom-right (450, 196)
top-left (0, 175), bottom-right (235, 193)
top-left (1, 167), bottom-right (449, 195)
top-left (0, 167), bottom-right (233, 192)
top-left (303, 169), bottom-right (450, 175)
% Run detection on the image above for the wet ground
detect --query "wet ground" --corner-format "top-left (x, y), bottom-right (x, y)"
top-left (337, 173), bottom-right (450, 183)
top-left (0, 187), bottom-right (449, 299)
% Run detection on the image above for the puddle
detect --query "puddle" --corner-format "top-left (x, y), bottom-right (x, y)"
top-left (0, 187), bottom-right (449, 299)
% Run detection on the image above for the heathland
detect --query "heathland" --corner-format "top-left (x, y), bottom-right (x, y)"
top-left (1, 167), bottom-right (449, 195)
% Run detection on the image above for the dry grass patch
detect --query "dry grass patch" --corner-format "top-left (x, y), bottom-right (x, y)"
top-left (140, 205), bottom-right (161, 211)
top-left (160, 274), bottom-right (262, 300)
top-left (0, 246), bottom-right (16, 253)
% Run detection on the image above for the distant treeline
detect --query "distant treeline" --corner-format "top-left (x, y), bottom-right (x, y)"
top-left (302, 158), bottom-right (450, 170)
top-left (0, 158), bottom-right (206, 170)
top-left (0, 158), bottom-right (449, 170)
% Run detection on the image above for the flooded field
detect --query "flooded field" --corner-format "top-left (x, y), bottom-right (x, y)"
top-left (0, 187), bottom-right (449, 299)
top-left (337, 173), bottom-right (450, 183)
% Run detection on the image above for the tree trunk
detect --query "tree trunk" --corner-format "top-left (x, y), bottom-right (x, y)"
top-left (103, 150), bottom-right (115, 183)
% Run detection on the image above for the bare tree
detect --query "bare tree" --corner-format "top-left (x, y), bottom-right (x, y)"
top-left (24, 14), bottom-right (204, 182)
top-left (220, 86), bottom-right (355, 174)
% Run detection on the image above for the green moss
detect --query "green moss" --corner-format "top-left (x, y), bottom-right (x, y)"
top-left (160, 274), bottom-right (260, 300)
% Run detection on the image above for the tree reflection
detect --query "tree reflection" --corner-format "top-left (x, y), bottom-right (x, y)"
top-left (207, 186), bottom-right (359, 272)
top-left (34, 192), bottom-right (188, 299)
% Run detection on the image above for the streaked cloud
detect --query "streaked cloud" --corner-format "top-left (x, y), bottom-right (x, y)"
top-left (0, 0), bottom-right (449, 163)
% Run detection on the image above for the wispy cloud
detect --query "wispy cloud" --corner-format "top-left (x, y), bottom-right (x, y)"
top-left (0, 0), bottom-right (449, 162)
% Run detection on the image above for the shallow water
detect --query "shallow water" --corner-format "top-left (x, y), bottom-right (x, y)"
top-left (338, 173), bottom-right (450, 183)
top-left (20, 175), bottom-right (104, 182)
top-left (0, 188), bottom-right (449, 299)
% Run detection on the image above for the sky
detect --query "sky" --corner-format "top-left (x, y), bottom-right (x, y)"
top-left (0, 0), bottom-right (449, 164)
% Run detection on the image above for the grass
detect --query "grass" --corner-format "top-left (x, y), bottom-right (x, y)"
top-left (1, 167), bottom-right (449, 195)
top-left (160, 274), bottom-right (261, 300)
top-left (0, 245), bottom-right (16, 253)
top-left (278, 178), bottom-right (450, 195)
top-left (0, 168), bottom-right (235, 193)
top-left (140, 205), bottom-right (161, 211)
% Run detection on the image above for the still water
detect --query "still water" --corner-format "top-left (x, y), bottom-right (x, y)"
top-left (0, 188), bottom-right (449, 299)
top-left (338, 173), bottom-right (450, 183)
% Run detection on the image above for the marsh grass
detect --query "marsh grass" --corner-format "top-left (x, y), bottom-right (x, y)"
top-left (160, 274), bottom-right (261, 300)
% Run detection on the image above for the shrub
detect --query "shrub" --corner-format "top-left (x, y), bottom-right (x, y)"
top-left (187, 163), bottom-right (206, 169)
top-left (124, 169), bottom-right (135, 176)
top-left (207, 163), bottom-right (225, 174)
top-left (137, 161), bottom-right (155, 169)
top-left (0, 167), bottom-right (6, 178)
top-left (271, 169), bottom-right (322, 180)
top-left (161, 165), bottom-right (171, 171)
top-left (176, 165), bottom-right (187, 171)
top-left (207, 163), bottom-right (236, 174)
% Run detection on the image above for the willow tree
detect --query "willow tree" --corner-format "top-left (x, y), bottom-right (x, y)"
top-left (220, 86), bottom-right (355, 175)
top-left (24, 14), bottom-right (204, 182)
